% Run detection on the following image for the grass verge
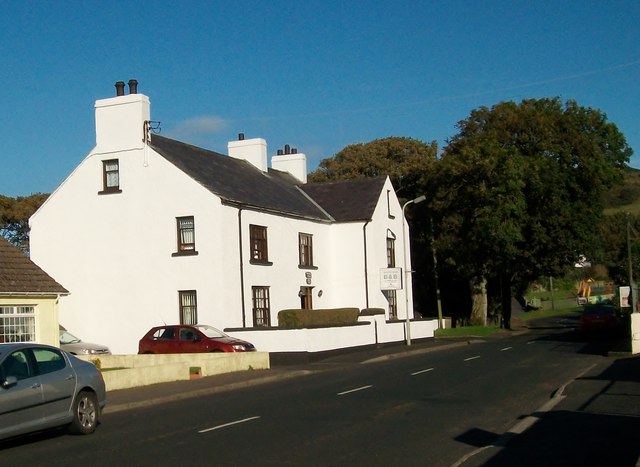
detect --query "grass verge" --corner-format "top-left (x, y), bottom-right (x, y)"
top-left (435, 325), bottom-right (502, 338)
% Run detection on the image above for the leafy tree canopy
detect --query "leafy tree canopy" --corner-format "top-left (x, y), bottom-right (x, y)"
top-left (308, 136), bottom-right (438, 200)
top-left (0, 193), bottom-right (49, 253)
top-left (435, 97), bottom-right (632, 298)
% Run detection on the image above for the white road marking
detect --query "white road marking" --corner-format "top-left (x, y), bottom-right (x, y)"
top-left (337, 385), bottom-right (372, 396)
top-left (411, 368), bottom-right (435, 376)
top-left (527, 341), bottom-right (535, 345)
top-left (500, 346), bottom-right (513, 351)
top-left (198, 416), bottom-right (261, 433)
top-left (464, 355), bottom-right (481, 361)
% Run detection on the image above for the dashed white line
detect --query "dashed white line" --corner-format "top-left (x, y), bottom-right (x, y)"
top-left (500, 346), bottom-right (513, 351)
top-left (198, 416), bottom-right (261, 433)
top-left (464, 355), bottom-right (481, 362)
top-left (337, 385), bottom-right (372, 396)
top-left (411, 367), bottom-right (435, 376)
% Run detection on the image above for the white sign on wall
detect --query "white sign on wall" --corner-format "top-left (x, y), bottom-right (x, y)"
top-left (380, 267), bottom-right (402, 290)
top-left (620, 286), bottom-right (631, 308)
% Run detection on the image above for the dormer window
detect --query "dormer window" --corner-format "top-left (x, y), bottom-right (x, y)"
top-left (99, 159), bottom-right (121, 194)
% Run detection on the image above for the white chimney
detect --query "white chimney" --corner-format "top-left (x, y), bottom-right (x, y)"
top-left (95, 80), bottom-right (150, 153)
top-left (227, 134), bottom-right (268, 172)
top-left (272, 146), bottom-right (307, 183)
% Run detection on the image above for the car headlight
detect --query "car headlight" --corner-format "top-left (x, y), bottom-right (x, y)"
top-left (232, 344), bottom-right (246, 351)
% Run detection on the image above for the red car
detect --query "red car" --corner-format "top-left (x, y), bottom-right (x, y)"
top-left (138, 325), bottom-right (256, 354)
top-left (579, 305), bottom-right (621, 335)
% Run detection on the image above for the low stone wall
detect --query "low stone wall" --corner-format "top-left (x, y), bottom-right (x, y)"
top-left (78, 352), bottom-right (270, 391)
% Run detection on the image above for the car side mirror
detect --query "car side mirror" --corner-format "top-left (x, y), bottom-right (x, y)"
top-left (2, 376), bottom-right (18, 388)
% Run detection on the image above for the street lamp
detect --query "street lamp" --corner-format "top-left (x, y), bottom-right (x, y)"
top-left (403, 194), bottom-right (426, 346)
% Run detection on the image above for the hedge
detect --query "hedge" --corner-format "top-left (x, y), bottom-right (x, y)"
top-left (277, 307), bottom-right (360, 328)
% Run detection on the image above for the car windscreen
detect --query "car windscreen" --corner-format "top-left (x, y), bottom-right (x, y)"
top-left (59, 331), bottom-right (81, 344)
top-left (196, 325), bottom-right (226, 338)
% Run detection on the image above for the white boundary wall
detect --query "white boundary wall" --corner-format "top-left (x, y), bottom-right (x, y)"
top-left (227, 318), bottom-right (438, 353)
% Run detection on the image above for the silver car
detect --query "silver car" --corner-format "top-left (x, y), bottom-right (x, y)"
top-left (59, 329), bottom-right (111, 355)
top-left (0, 343), bottom-right (106, 441)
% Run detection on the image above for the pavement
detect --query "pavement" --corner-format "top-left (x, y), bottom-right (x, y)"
top-left (104, 316), bottom-right (640, 466)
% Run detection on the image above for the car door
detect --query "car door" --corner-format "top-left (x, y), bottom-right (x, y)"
top-left (177, 327), bottom-right (201, 353)
top-left (33, 347), bottom-right (77, 423)
top-left (0, 349), bottom-right (45, 440)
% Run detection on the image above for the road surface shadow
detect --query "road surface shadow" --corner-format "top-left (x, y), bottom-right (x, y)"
top-left (460, 356), bottom-right (640, 467)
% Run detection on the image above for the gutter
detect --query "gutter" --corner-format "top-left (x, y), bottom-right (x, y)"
top-left (0, 292), bottom-right (69, 297)
top-left (221, 199), bottom-right (333, 223)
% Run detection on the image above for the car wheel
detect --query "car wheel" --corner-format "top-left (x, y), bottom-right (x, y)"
top-left (69, 390), bottom-right (99, 435)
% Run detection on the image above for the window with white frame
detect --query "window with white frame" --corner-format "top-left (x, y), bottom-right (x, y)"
top-left (0, 306), bottom-right (36, 343)
top-left (179, 291), bottom-right (198, 325)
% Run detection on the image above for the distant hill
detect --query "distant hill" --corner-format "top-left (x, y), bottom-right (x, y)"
top-left (604, 165), bottom-right (640, 216)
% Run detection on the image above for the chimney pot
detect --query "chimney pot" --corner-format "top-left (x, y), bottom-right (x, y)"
top-left (115, 81), bottom-right (125, 96)
top-left (292, 148), bottom-right (298, 154)
top-left (239, 133), bottom-right (245, 140)
top-left (284, 144), bottom-right (291, 155)
top-left (277, 149), bottom-right (284, 155)
top-left (128, 79), bottom-right (138, 94)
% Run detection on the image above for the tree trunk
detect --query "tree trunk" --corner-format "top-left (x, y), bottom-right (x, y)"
top-left (501, 272), bottom-right (512, 330)
top-left (469, 277), bottom-right (487, 326)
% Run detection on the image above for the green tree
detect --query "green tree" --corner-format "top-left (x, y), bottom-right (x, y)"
top-left (435, 98), bottom-right (632, 328)
top-left (308, 136), bottom-right (438, 198)
top-left (0, 193), bottom-right (49, 254)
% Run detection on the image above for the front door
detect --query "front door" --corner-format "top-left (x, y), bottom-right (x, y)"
top-left (300, 287), bottom-right (313, 310)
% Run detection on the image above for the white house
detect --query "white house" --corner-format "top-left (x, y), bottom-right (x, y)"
top-left (29, 81), bottom-right (425, 354)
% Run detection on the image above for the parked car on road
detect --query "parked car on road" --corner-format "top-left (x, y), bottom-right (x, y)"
top-left (579, 304), bottom-right (621, 335)
top-left (59, 327), bottom-right (111, 355)
top-left (0, 342), bottom-right (106, 441)
top-left (138, 324), bottom-right (256, 354)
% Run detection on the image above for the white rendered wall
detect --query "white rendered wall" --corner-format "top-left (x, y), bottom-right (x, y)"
top-left (30, 145), bottom-right (243, 354)
top-left (238, 210), bottom-right (332, 326)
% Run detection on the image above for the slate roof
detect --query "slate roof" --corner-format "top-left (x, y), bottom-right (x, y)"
top-left (300, 177), bottom-right (387, 222)
top-left (149, 135), bottom-right (331, 221)
top-left (0, 237), bottom-right (68, 295)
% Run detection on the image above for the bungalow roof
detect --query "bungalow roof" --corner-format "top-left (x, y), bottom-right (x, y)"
top-left (0, 237), bottom-right (68, 295)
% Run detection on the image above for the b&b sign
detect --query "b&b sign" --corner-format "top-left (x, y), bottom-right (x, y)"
top-left (380, 267), bottom-right (402, 290)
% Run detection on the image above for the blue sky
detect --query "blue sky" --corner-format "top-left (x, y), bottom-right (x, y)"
top-left (1, 1), bottom-right (638, 197)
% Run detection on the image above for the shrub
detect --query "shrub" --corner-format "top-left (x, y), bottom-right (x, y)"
top-left (278, 308), bottom-right (360, 328)
top-left (359, 308), bottom-right (385, 316)
top-left (89, 358), bottom-right (102, 370)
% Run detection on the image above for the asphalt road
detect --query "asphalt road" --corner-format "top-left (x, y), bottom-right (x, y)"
top-left (0, 323), bottom-right (617, 467)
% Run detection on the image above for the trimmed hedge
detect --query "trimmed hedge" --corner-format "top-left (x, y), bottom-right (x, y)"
top-left (278, 307), bottom-right (360, 328)
top-left (359, 308), bottom-right (385, 316)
